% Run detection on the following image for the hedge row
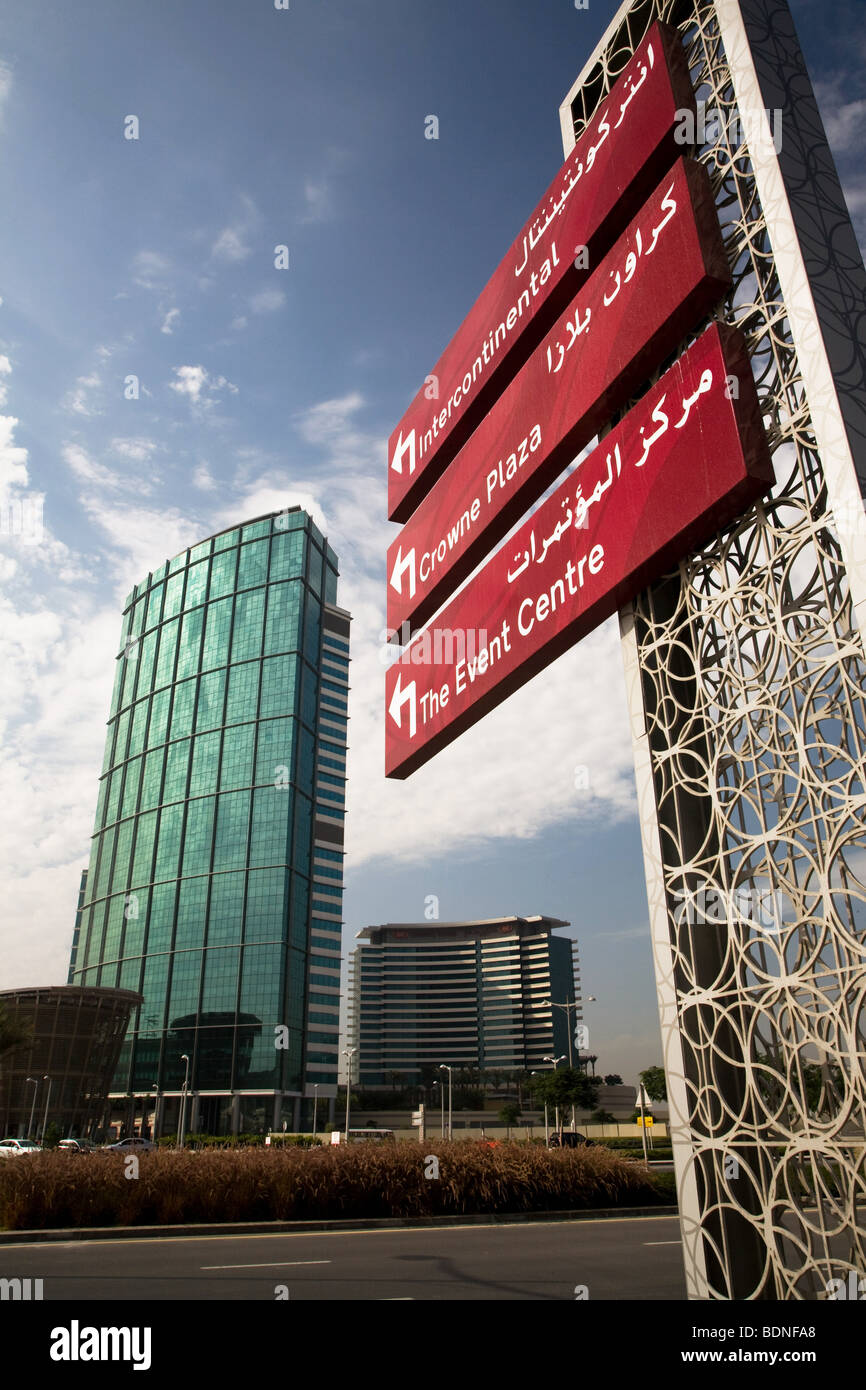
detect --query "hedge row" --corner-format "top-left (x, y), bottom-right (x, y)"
top-left (0, 1141), bottom-right (672, 1230)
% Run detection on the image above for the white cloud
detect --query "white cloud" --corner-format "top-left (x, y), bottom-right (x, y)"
top-left (0, 596), bottom-right (128, 988)
top-left (230, 315), bottom-right (248, 332)
top-left (63, 442), bottom-right (119, 488)
top-left (0, 58), bottom-right (12, 121)
top-left (814, 80), bottom-right (866, 154)
top-left (193, 462), bottom-right (216, 491)
top-left (169, 364), bottom-right (238, 408)
top-left (211, 194), bottom-right (259, 263)
top-left (0, 353), bottom-right (11, 407)
top-left (250, 287), bottom-right (286, 314)
top-left (160, 306), bottom-right (180, 335)
top-left (169, 364), bottom-right (207, 401)
top-left (131, 249), bottom-right (171, 291)
top-left (110, 437), bottom-right (157, 463)
top-left (301, 177), bottom-right (332, 224)
top-left (79, 496), bottom-right (205, 591)
top-left (212, 226), bottom-right (250, 262)
top-left (0, 414), bottom-right (29, 503)
top-left (63, 372), bottom-right (103, 418)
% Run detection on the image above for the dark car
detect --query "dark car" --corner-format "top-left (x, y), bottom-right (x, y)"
top-left (58, 1138), bottom-right (97, 1154)
top-left (548, 1131), bottom-right (595, 1148)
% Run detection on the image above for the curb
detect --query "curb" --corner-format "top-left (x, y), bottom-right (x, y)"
top-left (0, 1205), bottom-right (679, 1244)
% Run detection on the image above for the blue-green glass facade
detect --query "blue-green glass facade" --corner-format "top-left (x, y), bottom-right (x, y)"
top-left (69, 508), bottom-right (347, 1133)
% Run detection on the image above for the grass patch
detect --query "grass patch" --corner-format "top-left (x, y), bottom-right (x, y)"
top-left (0, 1141), bottom-right (673, 1230)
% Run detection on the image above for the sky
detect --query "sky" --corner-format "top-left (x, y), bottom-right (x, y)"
top-left (1, 0), bottom-right (864, 1089)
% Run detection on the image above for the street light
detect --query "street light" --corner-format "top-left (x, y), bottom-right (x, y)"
top-left (438, 1064), bottom-right (452, 1140)
top-left (531, 1071), bottom-right (549, 1146)
top-left (432, 1080), bottom-right (444, 1138)
top-left (543, 1055), bottom-right (566, 1139)
top-left (542, 999), bottom-right (581, 1068)
top-left (40, 1075), bottom-right (52, 1143)
top-left (151, 1083), bottom-right (160, 1141)
top-left (178, 1055), bottom-right (190, 1149)
top-left (312, 1083), bottom-right (319, 1138)
top-left (343, 1048), bottom-right (356, 1141)
top-left (25, 1077), bottom-right (39, 1140)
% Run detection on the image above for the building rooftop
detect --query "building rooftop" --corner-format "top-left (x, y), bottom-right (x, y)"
top-left (355, 914), bottom-right (570, 940)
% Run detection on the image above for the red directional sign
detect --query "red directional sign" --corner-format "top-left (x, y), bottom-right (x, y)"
top-left (387, 21), bottom-right (695, 523)
top-left (385, 324), bottom-right (774, 779)
top-left (387, 158), bottom-right (731, 640)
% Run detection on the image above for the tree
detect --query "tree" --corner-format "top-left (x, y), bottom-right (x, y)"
top-left (639, 1066), bottom-right (667, 1102)
top-left (498, 1101), bottom-right (521, 1138)
top-left (531, 1068), bottom-right (601, 1129)
top-left (603, 1074), bottom-right (623, 1086)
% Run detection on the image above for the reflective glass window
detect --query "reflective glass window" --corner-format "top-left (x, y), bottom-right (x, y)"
top-left (220, 724), bottom-right (255, 791)
top-left (196, 669), bottom-right (226, 732)
top-left (182, 796), bottom-right (215, 876)
top-left (249, 785), bottom-right (292, 867)
top-left (153, 802), bottom-right (184, 882)
top-left (213, 790), bottom-right (250, 872)
top-left (226, 661), bottom-right (260, 725)
top-left (170, 677), bottom-right (197, 740)
top-left (176, 876), bottom-right (209, 950)
top-left (231, 589), bottom-right (265, 663)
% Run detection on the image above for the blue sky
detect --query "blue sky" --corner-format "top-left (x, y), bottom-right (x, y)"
top-left (1, 0), bottom-right (864, 1087)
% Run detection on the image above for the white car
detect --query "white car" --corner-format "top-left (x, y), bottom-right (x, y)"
top-left (0, 1139), bottom-right (41, 1157)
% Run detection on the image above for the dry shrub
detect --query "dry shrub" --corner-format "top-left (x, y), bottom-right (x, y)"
top-left (0, 1142), bottom-right (667, 1230)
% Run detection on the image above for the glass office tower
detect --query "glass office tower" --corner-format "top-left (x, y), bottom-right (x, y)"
top-left (68, 507), bottom-right (348, 1136)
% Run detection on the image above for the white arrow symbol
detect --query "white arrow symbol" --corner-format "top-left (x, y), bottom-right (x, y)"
top-left (389, 544), bottom-right (416, 598)
top-left (388, 671), bottom-right (417, 737)
top-left (390, 428), bottom-right (417, 476)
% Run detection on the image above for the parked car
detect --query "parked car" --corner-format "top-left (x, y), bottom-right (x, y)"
top-left (104, 1136), bottom-right (157, 1152)
top-left (0, 1139), bottom-right (41, 1157)
top-left (548, 1132), bottom-right (595, 1148)
top-left (58, 1138), bottom-right (97, 1154)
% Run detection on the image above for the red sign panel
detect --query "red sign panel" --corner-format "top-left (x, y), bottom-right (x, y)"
top-left (387, 158), bottom-right (731, 640)
top-left (385, 324), bottom-right (773, 779)
top-left (387, 21), bottom-right (695, 523)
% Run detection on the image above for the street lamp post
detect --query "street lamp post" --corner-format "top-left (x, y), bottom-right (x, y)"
top-left (40, 1075), bottom-right (52, 1143)
top-left (151, 1084), bottom-right (160, 1141)
top-left (438, 1064), bottom-right (452, 1140)
top-left (531, 1071), bottom-right (549, 1146)
top-left (545, 999), bottom-right (586, 1130)
top-left (343, 1048), bottom-right (356, 1142)
top-left (312, 1084), bottom-right (319, 1138)
top-left (178, 1055), bottom-right (190, 1149)
top-left (25, 1077), bottom-right (39, 1140)
top-left (543, 1055), bottom-right (566, 1141)
top-left (433, 1081), bottom-right (444, 1138)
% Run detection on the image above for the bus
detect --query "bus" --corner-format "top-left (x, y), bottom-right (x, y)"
top-left (330, 1128), bottom-right (396, 1145)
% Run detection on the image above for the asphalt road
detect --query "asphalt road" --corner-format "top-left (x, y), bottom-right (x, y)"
top-left (0, 1215), bottom-right (686, 1300)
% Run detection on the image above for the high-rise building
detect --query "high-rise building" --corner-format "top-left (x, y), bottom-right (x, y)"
top-left (348, 915), bottom-right (581, 1087)
top-left (68, 507), bottom-right (349, 1136)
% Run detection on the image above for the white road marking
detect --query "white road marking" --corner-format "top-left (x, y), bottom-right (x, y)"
top-left (200, 1258), bottom-right (332, 1270)
top-left (644, 1240), bottom-right (681, 1246)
